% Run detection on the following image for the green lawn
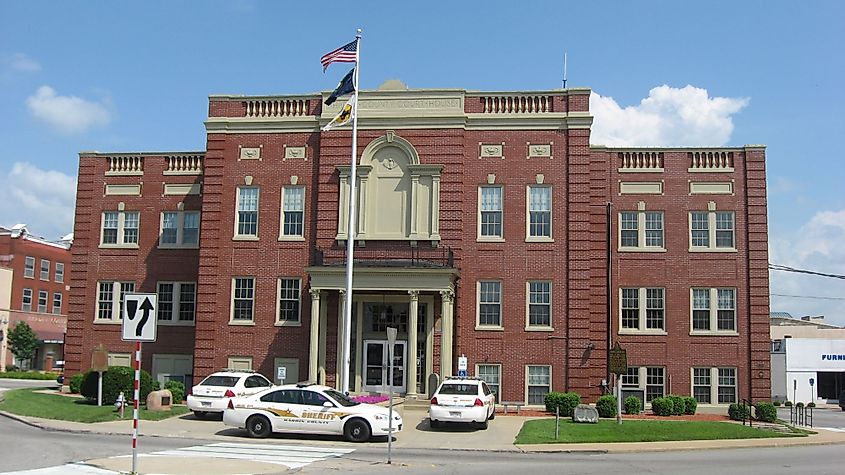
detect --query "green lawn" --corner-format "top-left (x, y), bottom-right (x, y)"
top-left (515, 418), bottom-right (807, 444)
top-left (0, 388), bottom-right (189, 423)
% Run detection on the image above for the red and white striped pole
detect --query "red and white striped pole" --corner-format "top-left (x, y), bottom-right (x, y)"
top-left (132, 341), bottom-right (141, 474)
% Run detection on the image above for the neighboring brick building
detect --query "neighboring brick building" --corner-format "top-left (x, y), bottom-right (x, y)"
top-left (65, 81), bottom-right (771, 405)
top-left (0, 224), bottom-right (72, 371)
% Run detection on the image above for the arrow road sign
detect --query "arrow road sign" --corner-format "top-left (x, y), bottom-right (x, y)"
top-left (122, 293), bottom-right (158, 342)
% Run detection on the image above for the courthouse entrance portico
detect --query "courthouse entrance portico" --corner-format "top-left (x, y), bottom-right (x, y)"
top-left (306, 265), bottom-right (458, 398)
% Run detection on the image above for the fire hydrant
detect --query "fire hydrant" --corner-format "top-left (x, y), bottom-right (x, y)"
top-left (115, 391), bottom-right (126, 418)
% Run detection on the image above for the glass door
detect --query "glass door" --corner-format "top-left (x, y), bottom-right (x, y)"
top-left (362, 340), bottom-right (406, 393)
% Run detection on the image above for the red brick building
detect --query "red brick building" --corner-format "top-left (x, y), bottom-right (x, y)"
top-left (65, 82), bottom-right (771, 405)
top-left (1, 224), bottom-right (72, 371)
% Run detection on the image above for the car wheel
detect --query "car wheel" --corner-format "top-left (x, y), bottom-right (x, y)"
top-left (489, 407), bottom-right (496, 420)
top-left (246, 415), bottom-right (272, 438)
top-left (429, 419), bottom-right (440, 429)
top-left (344, 418), bottom-right (371, 442)
top-left (479, 417), bottom-right (489, 430)
top-left (193, 411), bottom-right (208, 419)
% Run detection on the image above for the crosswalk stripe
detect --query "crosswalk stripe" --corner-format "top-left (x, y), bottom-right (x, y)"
top-left (2, 463), bottom-right (118, 474)
top-left (149, 442), bottom-right (355, 469)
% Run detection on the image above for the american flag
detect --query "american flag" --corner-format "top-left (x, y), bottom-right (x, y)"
top-left (320, 39), bottom-right (358, 71)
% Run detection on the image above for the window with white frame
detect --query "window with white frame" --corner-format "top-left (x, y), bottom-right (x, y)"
top-left (277, 278), bottom-right (301, 324)
top-left (231, 277), bottom-right (255, 322)
top-left (624, 367), bottom-right (665, 401)
top-left (620, 287), bottom-right (665, 332)
top-left (281, 186), bottom-right (305, 238)
top-left (236, 187), bottom-right (259, 237)
top-left (527, 281), bottom-right (551, 328)
top-left (619, 209), bottom-right (664, 250)
top-left (692, 367), bottom-right (737, 404)
top-left (55, 262), bottom-right (64, 283)
top-left (157, 282), bottom-right (196, 323)
top-left (96, 281), bottom-right (135, 321)
top-left (478, 186), bottom-right (503, 239)
top-left (527, 186), bottom-right (551, 239)
top-left (37, 290), bottom-right (48, 313)
top-left (52, 292), bottom-right (62, 314)
top-left (24, 256), bottom-right (35, 278)
top-left (22, 288), bottom-right (32, 311)
top-left (40, 259), bottom-right (50, 280)
top-left (101, 210), bottom-right (140, 246)
top-left (689, 208), bottom-right (735, 251)
top-left (527, 365), bottom-right (551, 405)
top-left (477, 364), bottom-right (501, 403)
top-left (477, 280), bottom-right (502, 327)
top-left (160, 210), bottom-right (200, 247)
top-left (691, 288), bottom-right (736, 333)
top-left (621, 367), bottom-right (640, 387)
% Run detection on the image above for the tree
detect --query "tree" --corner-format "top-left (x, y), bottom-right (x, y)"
top-left (8, 321), bottom-right (38, 370)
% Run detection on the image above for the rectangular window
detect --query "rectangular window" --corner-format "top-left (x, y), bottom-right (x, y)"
top-left (24, 256), bottom-right (35, 278)
top-left (160, 211), bottom-right (200, 247)
top-left (690, 212), bottom-right (709, 247)
top-left (52, 292), bottom-right (62, 314)
top-left (692, 288), bottom-right (736, 333)
top-left (528, 186), bottom-right (551, 239)
top-left (621, 367), bottom-right (640, 387)
top-left (232, 277), bottom-right (255, 321)
top-left (281, 186), bottom-right (305, 237)
top-left (527, 281), bottom-right (551, 327)
top-left (621, 288), bottom-right (664, 332)
top-left (101, 211), bottom-right (140, 246)
top-left (620, 212), bottom-right (639, 247)
top-left (157, 282), bottom-right (196, 323)
top-left (277, 278), bottom-right (301, 324)
top-left (478, 281), bottom-right (502, 327)
top-left (645, 367), bottom-right (665, 401)
top-left (96, 281), bottom-right (135, 320)
top-left (38, 290), bottom-right (48, 313)
top-left (527, 365), bottom-right (551, 405)
top-left (22, 288), bottom-right (32, 311)
top-left (621, 288), bottom-right (639, 329)
top-left (645, 212), bottom-right (664, 247)
top-left (645, 288), bottom-right (665, 330)
top-left (55, 262), bottom-right (64, 283)
top-left (717, 368), bottom-right (737, 403)
top-left (693, 367), bottom-right (712, 403)
top-left (715, 212), bottom-right (735, 248)
top-left (236, 187), bottom-right (259, 237)
top-left (477, 364), bottom-right (501, 403)
top-left (40, 259), bottom-right (50, 280)
top-left (479, 186), bottom-right (503, 238)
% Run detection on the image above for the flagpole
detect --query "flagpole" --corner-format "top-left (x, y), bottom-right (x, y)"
top-left (341, 29), bottom-right (362, 394)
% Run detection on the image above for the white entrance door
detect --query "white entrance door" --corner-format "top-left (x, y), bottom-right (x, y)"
top-left (362, 340), bottom-right (406, 393)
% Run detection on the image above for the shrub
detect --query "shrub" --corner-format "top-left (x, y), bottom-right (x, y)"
top-left (807, 402), bottom-right (816, 408)
top-left (755, 402), bottom-right (777, 422)
top-left (728, 403), bottom-right (751, 421)
top-left (651, 397), bottom-right (674, 416)
top-left (784, 400), bottom-right (793, 407)
top-left (772, 400), bottom-right (782, 407)
top-left (0, 371), bottom-right (61, 380)
top-left (69, 373), bottom-right (84, 394)
top-left (81, 366), bottom-right (153, 404)
top-left (152, 381), bottom-right (161, 391)
top-left (596, 395), bottom-right (617, 418)
top-left (164, 380), bottom-right (185, 403)
top-left (796, 402), bottom-right (805, 408)
top-left (544, 391), bottom-right (581, 416)
top-left (624, 395), bottom-right (642, 415)
top-left (667, 395), bottom-right (686, 415)
top-left (683, 396), bottom-right (697, 415)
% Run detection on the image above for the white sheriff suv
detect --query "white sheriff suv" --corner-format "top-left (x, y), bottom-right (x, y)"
top-left (429, 377), bottom-right (496, 429)
top-left (223, 383), bottom-right (403, 442)
top-left (186, 370), bottom-right (273, 418)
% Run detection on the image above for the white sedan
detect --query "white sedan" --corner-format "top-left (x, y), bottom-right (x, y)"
top-left (223, 383), bottom-right (403, 442)
top-left (429, 378), bottom-right (496, 429)
top-left (186, 370), bottom-right (273, 418)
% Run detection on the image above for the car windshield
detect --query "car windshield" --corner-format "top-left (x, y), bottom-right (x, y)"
top-left (324, 389), bottom-right (360, 407)
top-left (438, 383), bottom-right (478, 395)
top-left (199, 375), bottom-right (239, 387)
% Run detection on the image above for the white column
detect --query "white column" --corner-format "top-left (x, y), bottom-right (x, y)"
top-left (336, 289), bottom-right (346, 390)
top-left (431, 174), bottom-right (441, 240)
top-left (440, 289), bottom-right (454, 379)
top-left (337, 172), bottom-right (349, 240)
top-left (407, 290), bottom-right (420, 396)
top-left (308, 289), bottom-right (321, 383)
top-left (358, 171), bottom-right (369, 237)
top-left (410, 174), bottom-right (419, 238)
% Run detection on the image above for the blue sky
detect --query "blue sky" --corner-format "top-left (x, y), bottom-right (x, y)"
top-left (1, 0), bottom-right (843, 324)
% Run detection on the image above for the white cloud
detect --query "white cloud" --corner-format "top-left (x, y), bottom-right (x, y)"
top-left (7, 53), bottom-right (41, 72)
top-left (0, 163), bottom-right (76, 240)
top-left (26, 86), bottom-right (112, 134)
top-left (590, 85), bottom-right (749, 147)
top-left (770, 209), bottom-right (845, 327)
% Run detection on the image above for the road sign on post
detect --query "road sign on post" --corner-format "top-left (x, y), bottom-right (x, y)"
top-left (122, 293), bottom-right (158, 342)
top-left (608, 342), bottom-right (627, 426)
top-left (91, 344), bottom-right (108, 407)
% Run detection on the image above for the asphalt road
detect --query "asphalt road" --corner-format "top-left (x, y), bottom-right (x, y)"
top-left (0, 379), bottom-right (59, 391)
top-left (778, 406), bottom-right (845, 431)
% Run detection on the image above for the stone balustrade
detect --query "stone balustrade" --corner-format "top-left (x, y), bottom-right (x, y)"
top-left (105, 155), bottom-right (144, 176)
top-left (618, 151), bottom-right (664, 171)
top-left (480, 95), bottom-right (553, 113)
top-left (164, 154), bottom-right (204, 175)
top-left (689, 151), bottom-right (734, 171)
top-left (244, 98), bottom-right (311, 118)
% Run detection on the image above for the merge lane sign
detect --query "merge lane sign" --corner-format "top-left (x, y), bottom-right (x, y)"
top-left (122, 293), bottom-right (158, 342)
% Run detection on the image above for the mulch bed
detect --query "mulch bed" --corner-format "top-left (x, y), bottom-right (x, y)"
top-left (496, 408), bottom-right (728, 421)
